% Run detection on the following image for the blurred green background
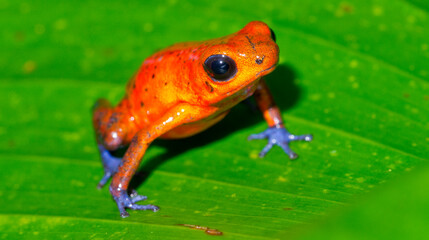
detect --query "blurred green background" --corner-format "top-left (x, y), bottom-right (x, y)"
top-left (0, 0), bottom-right (428, 239)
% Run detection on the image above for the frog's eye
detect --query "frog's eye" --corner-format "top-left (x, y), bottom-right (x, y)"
top-left (204, 54), bottom-right (237, 82)
top-left (269, 28), bottom-right (276, 42)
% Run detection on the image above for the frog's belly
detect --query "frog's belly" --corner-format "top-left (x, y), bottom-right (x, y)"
top-left (160, 111), bottom-right (229, 139)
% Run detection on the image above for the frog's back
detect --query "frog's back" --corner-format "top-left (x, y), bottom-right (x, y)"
top-left (120, 41), bottom-right (208, 128)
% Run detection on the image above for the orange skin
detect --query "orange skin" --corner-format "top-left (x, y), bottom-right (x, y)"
top-left (93, 21), bottom-right (295, 215)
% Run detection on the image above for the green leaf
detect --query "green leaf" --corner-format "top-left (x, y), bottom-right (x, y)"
top-left (291, 164), bottom-right (429, 240)
top-left (0, 0), bottom-right (427, 239)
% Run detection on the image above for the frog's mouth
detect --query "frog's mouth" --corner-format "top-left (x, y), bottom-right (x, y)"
top-left (255, 63), bottom-right (277, 77)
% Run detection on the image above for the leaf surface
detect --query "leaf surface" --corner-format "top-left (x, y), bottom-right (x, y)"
top-left (0, 0), bottom-right (427, 239)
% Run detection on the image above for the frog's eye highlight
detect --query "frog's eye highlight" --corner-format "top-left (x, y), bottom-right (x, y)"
top-left (269, 28), bottom-right (276, 42)
top-left (204, 54), bottom-right (237, 82)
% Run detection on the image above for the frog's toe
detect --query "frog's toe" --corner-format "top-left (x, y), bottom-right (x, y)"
top-left (130, 190), bottom-right (148, 203)
top-left (97, 172), bottom-right (113, 189)
top-left (278, 141), bottom-right (298, 160)
top-left (258, 142), bottom-right (274, 158)
top-left (289, 134), bottom-right (313, 142)
top-left (129, 204), bottom-right (159, 211)
top-left (97, 144), bottom-right (122, 189)
top-left (111, 189), bottom-right (159, 218)
top-left (248, 131), bottom-right (268, 140)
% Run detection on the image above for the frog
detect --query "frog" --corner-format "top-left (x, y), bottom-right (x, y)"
top-left (92, 21), bottom-right (313, 218)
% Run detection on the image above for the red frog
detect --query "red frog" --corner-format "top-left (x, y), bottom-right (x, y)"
top-left (93, 21), bottom-right (312, 217)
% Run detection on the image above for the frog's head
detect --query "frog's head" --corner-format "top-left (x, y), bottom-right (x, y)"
top-left (196, 21), bottom-right (279, 107)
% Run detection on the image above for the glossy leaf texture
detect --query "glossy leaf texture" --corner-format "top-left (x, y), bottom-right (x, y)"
top-left (0, 0), bottom-right (428, 239)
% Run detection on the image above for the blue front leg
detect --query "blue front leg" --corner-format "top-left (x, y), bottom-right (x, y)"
top-left (98, 144), bottom-right (159, 217)
top-left (248, 127), bottom-right (312, 159)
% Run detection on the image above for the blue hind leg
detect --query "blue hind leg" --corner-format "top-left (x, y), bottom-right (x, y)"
top-left (97, 144), bottom-right (121, 189)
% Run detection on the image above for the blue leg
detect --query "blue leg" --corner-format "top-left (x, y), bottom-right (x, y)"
top-left (97, 144), bottom-right (122, 189)
top-left (248, 127), bottom-right (312, 159)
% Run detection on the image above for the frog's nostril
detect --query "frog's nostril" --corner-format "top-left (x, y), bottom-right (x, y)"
top-left (255, 56), bottom-right (264, 65)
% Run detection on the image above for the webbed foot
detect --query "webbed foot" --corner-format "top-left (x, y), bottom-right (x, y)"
top-left (97, 144), bottom-right (122, 189)
top-left (110, 188), bottom-right (160, 218)
top-left (248, 127), bottom-right (312, 159)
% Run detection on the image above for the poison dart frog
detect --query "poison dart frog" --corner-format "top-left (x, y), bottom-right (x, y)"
top-left (93, 21), bottom-right (313, 218)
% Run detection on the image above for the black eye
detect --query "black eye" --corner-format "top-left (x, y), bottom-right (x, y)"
top-left (203, 54), bottom-right (237, 82)
top-left (269, 28), bottom-right (276, 42)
